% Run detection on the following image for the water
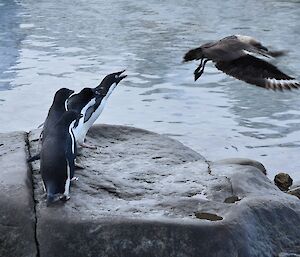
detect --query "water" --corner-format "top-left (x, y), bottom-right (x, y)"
top-left (1, 0), bottom-right (300, 180)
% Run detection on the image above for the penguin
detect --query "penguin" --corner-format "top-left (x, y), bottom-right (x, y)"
top-left (27, 88), bottom-right (74, 163)
top-left (40, 110), bottom-right (80, 205)
top-left (67, 70), bottom-right (127, 148)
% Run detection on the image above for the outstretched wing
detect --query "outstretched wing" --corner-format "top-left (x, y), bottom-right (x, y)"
top-left (202, 37), bottom-right (270, 62)
top-left (215, 54), bottom-right (300, 90)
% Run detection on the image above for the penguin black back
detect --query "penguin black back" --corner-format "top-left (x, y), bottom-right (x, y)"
top-left (40, 110), bottom-right (79, 205)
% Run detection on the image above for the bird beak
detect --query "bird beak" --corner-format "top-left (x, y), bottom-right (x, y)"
top-left (260, 45), bottom-right (268, 52)
top-left (115, 70), bottom-right (127, 85)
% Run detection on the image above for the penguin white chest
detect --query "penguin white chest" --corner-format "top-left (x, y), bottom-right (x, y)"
top-left (72, 98), bottom-right (96, 144)
top-left (87, 83), bottom-right (117, 127)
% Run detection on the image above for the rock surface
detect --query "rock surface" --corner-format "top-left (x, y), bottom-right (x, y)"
top-left (26, 124), bottom-right (300, 257)
top-left (0, 132), bottom-right (37, 257)
top-left (1, 125), bottom-right (300, 257)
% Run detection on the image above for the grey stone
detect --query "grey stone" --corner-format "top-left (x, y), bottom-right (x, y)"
top-left (274, 173), bottom-right (293, 191)
top-left (224, 195), bottom-right (240, 203)
top-left (27, 124), bottom-right (300, 257)
top-left (195, 212), bottom-right (223, 221)
top-left (0, 132), bottom-right (37, 257)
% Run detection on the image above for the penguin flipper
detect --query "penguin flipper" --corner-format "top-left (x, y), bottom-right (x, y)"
top-left (83, 105), bottom-right (95, 123)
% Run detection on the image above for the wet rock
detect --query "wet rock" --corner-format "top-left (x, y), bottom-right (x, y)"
top-left (1, 125), bottom-right (300, 257)
top-left (0, 132), bottom-right (37, 257)
top-left (26, 124), bottom-right (300, 257)
top-left (274, 173), bottom-right (293, 191)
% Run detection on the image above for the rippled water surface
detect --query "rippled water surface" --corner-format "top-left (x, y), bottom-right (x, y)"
top-left (1, 0), bottom-right (300, 179)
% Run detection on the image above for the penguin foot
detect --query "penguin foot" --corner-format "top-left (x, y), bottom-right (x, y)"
top-left (60, 195), bottom-right (70, 201)
top-left (75, 161), bottom-right (85, 169)
top-left (71, 176), bottom-right (79, 182)
top-left (80, 142), bottom-right (97, 149)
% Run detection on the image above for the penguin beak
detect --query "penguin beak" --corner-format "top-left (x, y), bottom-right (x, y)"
top-left (115, 70), bottom-right (127, 85)
top-left (259, 45), bottom-right (268, 52)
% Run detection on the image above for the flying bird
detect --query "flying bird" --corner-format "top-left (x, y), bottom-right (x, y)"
top-left (183, 35), bottom-right (299, 91)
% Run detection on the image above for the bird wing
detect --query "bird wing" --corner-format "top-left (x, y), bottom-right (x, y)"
top-left (83, 96), bottom-right (104, 123)
top-left (214, 54), bottom-right (300, 90)
top-left (203, 37), bottom-right (270, 62)
top-left (83, 105), bottom-right (95, 123)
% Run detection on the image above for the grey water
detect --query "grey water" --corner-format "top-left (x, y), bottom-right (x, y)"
top-left (1, 0), bottom-right (300, 180)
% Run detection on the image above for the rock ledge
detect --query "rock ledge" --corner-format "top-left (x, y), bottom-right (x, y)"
top-left (1, 124), bottom-right (300, 257)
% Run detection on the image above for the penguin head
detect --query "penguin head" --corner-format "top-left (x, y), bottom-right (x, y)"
top-left (53, 88), bottom-right (74, 105)
top-left (78, 87), bottom-right (96, 101)
top-left (66, 87), bottom-right (96, 112)
top-left (94, 70), bottom-right (127, 97)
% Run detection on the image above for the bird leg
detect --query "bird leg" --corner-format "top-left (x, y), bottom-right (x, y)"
top-left (60, 195), bottom-right (70, 201)
top-left (79, 141), bottom-right (97, 149)
top-left (75, 160), bottom-right (85, 169)
top-left (194, 59), bottom-right (209, 81)
top-left (194, 58), bottom-right (204, 74)
top-left (71, 176), bottom-right (79, 182)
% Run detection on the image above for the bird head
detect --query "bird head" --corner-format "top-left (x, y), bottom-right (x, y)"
top-left (53, 88), bottom-right (74, 105)
top-left (94, 70), bottom-right (127, 97)
top-left (183, 47), bottom-right (204, 62)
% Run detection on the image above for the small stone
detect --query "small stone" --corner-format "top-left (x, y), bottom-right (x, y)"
top-left (195, 212), bottom-right (223, 221)
top-left (274, 173), bottom-right (293, 191)
top-left (224, 196), bottom-right (240, 203)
